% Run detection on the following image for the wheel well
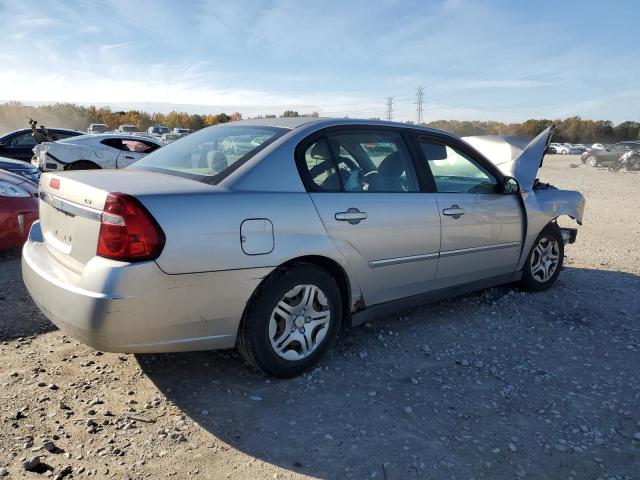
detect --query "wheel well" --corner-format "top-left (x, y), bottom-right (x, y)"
top-left (278, 255), bottom-right (353, 323)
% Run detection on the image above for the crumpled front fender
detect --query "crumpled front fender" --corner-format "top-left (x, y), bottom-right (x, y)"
top-left (518, 187), bottom-right (585, 269)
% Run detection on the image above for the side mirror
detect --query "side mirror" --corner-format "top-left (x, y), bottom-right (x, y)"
top-left (502, 176), bottom-right (520, 194)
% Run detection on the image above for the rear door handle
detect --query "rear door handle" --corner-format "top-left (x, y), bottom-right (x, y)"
top-left (442, 205), bottom-right (465, 218)
top-left (123, 155), bottom-right (135, 159)
top-left (335, 208), bottom-right (368, 224)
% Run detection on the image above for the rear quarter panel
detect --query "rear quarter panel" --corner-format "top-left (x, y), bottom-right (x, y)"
top-left (141, 191), bottom-right (353, 277)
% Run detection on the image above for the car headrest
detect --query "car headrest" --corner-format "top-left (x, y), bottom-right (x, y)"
top-left (208, 151), bottom-right (228, 171)
top-left (311, 140), bottom-right (331, 160)
top-left (311, 138), bottom-right (343, 160)
top-left (378, 152), bottom-right (404, 176)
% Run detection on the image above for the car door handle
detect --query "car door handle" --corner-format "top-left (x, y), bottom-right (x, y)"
top-left (122, 155), bottom-right (135, 159)
top-left (335, 208), bottom-right (368, 224)
top-left (442, 205), bottom-right (465, 218)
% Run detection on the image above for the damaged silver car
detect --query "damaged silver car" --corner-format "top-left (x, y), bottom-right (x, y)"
top-left (22, 118), bottom-right (584, 377)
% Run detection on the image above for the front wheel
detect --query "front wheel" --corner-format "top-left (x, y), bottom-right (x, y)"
top-left (237, 263), bottom-right (343, 377)
top-left (585, 156), bottom-right (598, 167)
top-left (519, 223), bottom-right (564, 292)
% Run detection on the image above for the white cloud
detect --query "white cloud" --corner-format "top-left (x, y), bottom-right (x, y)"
top-left (0, 0), bottom-right (637, 122)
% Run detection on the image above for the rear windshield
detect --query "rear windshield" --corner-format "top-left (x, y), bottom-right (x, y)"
top-left (128, 125), bottom-right (286, 184)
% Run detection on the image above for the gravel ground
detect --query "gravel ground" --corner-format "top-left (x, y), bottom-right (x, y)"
top-left (0, 154), bottom-right (639, 479)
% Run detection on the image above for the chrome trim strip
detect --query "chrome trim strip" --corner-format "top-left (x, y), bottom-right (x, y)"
top-left (39, 191), bottom-right (102, 222)
top-left (369, 252), bottom-right (439, 268)
top-left (439, 241), bottom-right (520, 258)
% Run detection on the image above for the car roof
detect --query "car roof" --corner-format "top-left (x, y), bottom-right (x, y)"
top-left (229, 116), bottom-right (453, 137)
top-left (0, 127), bottom-right (82, 139)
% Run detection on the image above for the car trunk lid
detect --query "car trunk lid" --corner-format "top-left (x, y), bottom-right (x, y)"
top-left (38, 170), bottom-right (214, 270)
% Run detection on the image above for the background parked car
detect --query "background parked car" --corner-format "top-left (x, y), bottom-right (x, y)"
top-left (173, 128), bottom-right (193, 136)
top-left (117, 124), bottom-right (139, 134)
top-left (0, 128), bottom-right (82, 162)
top-left (0, 169), bottom-right (38, 250)
top-left (591, 143), bottom-right (607, 150)
top-left (550, 143), bottom-right (580, 155)
top-left (88, 123), bottom-right (110, 134)
top-left (161, 132), bottom-right (182, 143)
top-left (0, 156), bottom-right (40, 183)
top-left (581, 141), bottom-right (640, 167)
top-left (32, 134), bottom-right (164, 171)
top-left (571, 144), bottom-right (588, 154)
top-left (147, 126), bottom-right (171, 137)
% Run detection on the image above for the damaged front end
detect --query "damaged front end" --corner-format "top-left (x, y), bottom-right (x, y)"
top-left (464, 126), bottom-right (585, 268)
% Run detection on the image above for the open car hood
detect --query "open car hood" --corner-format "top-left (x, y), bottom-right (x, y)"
top-left (463, 126), bottom-right (554, 191)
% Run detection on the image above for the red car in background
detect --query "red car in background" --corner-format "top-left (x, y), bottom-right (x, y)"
top-left (0, 169), bottom-right (38, 250)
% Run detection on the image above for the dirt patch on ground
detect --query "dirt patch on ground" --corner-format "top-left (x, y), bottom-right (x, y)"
top-left (0, 155), bottom-right (639, 479)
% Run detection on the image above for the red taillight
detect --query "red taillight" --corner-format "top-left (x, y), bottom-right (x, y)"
top-left (97, 193), bottom-right (165, 262)
top-left (50, 178), bottom-right (60, 189)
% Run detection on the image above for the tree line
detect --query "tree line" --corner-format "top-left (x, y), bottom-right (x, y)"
top-left (423, 118), bottom-right (640, 144)
top-left (0, 102), bottom-right (637, 143)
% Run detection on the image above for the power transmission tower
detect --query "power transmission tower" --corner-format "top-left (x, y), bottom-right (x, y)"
top-left (415, 87), bottom-right (424, 124)
top-left (385, 97), bottom-right (394, 121)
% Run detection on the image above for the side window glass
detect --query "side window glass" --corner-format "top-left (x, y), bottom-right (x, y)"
top-left (101, 139), bottom-right (125, 151)
top-left (300, 131), bottom-right (420, 193)
top-left (420, 140), bottom-right (497, 194)
top-left (122, 140), bottom-right (155, 153)
top-left (11, 132), bottom-right (36, 147)
top-left (55, 132), bottom-right (75, 140)
top-left (329, 131), bottom-right (419, 192)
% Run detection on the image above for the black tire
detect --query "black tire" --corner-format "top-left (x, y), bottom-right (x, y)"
top-left (66, 160), bottom-right (100, 171)
top-left (237, 263), bottom-right (343, 378)
top-left (519, 223), bottom-right (564, 292)
top-left (585, 156), bottom-right (598, 168)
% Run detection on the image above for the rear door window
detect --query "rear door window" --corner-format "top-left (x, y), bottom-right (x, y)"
top-left (300, 130), bottom-right (419, 193)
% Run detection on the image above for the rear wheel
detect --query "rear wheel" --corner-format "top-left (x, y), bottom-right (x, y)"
top-left (66, 160), bottom-right (100, 171)
top-left (520, 223), bottom-right (564, 292)
top-left (237, 263), bottom-right (342, 377)
top-left (585, 156), bottom-right (598, 167)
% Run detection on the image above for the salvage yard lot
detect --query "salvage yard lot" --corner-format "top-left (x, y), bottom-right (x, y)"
top-left (1, 154), bottom-right (639, 479)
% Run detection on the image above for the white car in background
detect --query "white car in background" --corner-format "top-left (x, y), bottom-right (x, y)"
top-left (32, 134), bottom-right (164, 172)
top-left (87, 123), bottom-right (110, 134)
top-left (147, 125), bottom-right (171, 137)
top-left (117, 124), bottom-right (139, 134)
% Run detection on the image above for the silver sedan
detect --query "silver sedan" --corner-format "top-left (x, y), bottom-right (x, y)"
top-left (22, 118), bottom-right (585, 377)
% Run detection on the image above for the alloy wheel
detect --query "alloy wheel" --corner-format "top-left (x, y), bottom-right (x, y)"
top-left (268, 284), bottom-right (331, 360)
top-left (530, 236), bottom-right (560, 283)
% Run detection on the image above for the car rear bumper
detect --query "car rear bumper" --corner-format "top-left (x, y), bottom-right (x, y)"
top-left (22, 221), bottom-right (273, 353)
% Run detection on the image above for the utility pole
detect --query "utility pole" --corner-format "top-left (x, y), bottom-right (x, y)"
top-left (385, 97), bottom-right (394, 121)
top-left (415, 86), bottom-right (424, 124)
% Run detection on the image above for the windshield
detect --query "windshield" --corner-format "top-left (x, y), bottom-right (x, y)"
top-left (129, 125), bottom-right (286, 184)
